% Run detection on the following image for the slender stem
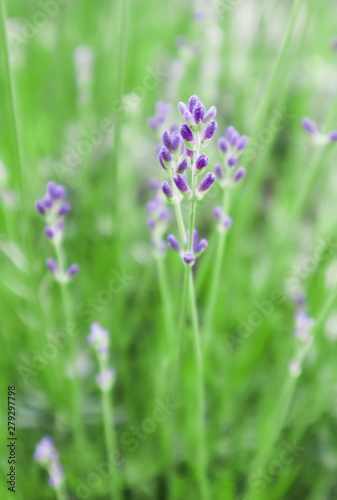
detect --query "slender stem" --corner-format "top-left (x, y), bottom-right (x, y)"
top-left (184, 133), bottom-right (209, 499)
top-left (203, 187), bottom-right (231, 340)
top-left (101, 388), bottom-right (121, 500)
top-left (54, 243), bottom-right (83, 449)
top-left (55, 488), bottom-right (67, 500)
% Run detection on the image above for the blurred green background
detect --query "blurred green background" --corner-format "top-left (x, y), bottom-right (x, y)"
top-left (1, 0), bottom-right (337, 498)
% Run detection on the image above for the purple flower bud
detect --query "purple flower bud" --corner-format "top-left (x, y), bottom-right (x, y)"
top-left (330, 131), bottom-right (337, 142)
top-left (167, 234), bottom-right (181, 252)
top-left (197, 172), bottom-right (216, 192)
top-left (227, 155), bottom-right (238, 167)
top-left (180, 124), bottom-right (194, 143)
top-left (171, 132), bottom-right (181, 151)
top-left (174, 174), bottom-right (190, 193)
top-left (42, 196), bottom-right (53, 208)
top-left (218, 137), bottom-right (228, 153)
top-left (68, 264), bottom-right (79, 277)
top-left (213, 206), bottom-right (223, 220)
top-left (229, 131), bottom-right (240, 147)
top-left (301, 117), bottom-right (317, 134)
top-left (58, 203), bottom-right (70, 216)
top-left (204, 106), bottom-right (217, 122)
top-left (203, 120), bottom-right (217, 140)
top-left (45, 226), bottom-right (54, 238)
top-left (236, 135), bottom-right (249, 151)
top-left (183, 252), bottom-right (195, 265)
top-left (35, 201), bottom-right (46, 215)
top-left (226, 126), bottom-right (236, 142)
top-left (53, 185), bottom-right (65, 199)
top-left (214, 163), bottom-right (224, 179)
top-left (149, 179), bottom-right (160, 191)
top-left (162, 130), bottom-right (172, 150)
top-left (159, 208), bottom-right (170, 221)
top-left (234, 167), bottom-right (246, 182)
top-left (148, 117), bottom-right (159, 130)
top-left (186, 148), bottom-right (194, 159)
top-left (194, 238), bottom-right (208, 255)
top-left (147, 218), bottom-right (155, 229)
top-left (177, 158), bottom-right (188, 173)
top-left (178, 101), bottom-right (188, 118)
top-left (158, 147), bottom-right (172, 169)
top-left (47, 181), bottom-right (56, 199)
top-left (46, 258), bottom-right (57, 273)
top-left (48, 463), bottom-right (64, 489)
top-left (161, 181), bottom-right (174, 199)
top-left (193, 101), bottom-right (205, 123)
top-left (188, 94), bottom-right (199, 112)
top-left (183, 110), bottom-right (196, 125)
top-left (196, 154), bottom-right (209, 170)
top-left (224, 216), bottom-right (232, 228)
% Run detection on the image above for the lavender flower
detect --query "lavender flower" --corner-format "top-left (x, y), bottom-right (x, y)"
top-left (174, 174), bottom-right (191, 194)
top-left (213, 207), bottom-right (232, 231)
top-left (215, 126), bottom-right (249, 190)
top-left (197, 172), bottom-right (216, 197)
top-left (288, 301), bottom-right (315, 378)
top-left (36, 182), bottom-right (79, 283)
top-left (196, 154), bottom-right (209, 170)
top-left (161, 181), bottom-right (174, 200)
top-left (34, 437), bottom-right (64, 491)
top-left (149, 101), bottom-right (173, 130)
top-left (146, 185), bottom-right (170, 255)
top-left (233, 167), bottom-right (246, 182)
top-left (167, 234), bottom-right (181, 252)
top-left (177, 158), bottom-right (189, 173)
top-left (96, 368), bottom-right (115, 392)
top-left (87, 322), bottom-right (110, 355)
top-left (301, 117), bottom-right (318, 134)
top-left (183, 252), bottom-right (195, 265)
top-left (180, 124), bottom-right (194, 143)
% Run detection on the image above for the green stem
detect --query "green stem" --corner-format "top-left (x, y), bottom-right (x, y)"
top-left (55, 488), bottom-right (67, 500)
top-left (54, 243), bottom-right (83, 450)
top-left (101, 389), bottom-right (121, 500)
top-left (184, 133), bottom-right (209, 499)
top-left (186, 265), bottom-right (209, 500)
top-left (203, 186), bottom-right (231, 340)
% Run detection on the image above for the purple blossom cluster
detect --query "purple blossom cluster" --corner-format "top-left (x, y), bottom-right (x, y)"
top-left (35, 182), bottom-right (79, 282)
top-left (168, 230), bottom-right (208, 266)
top-left (88, 322), bottom-right (115, 392)
top-left (148, 101), bottom-right (173, 130)
top-left (155, 95), bottom-right (218, 265)
top-left (301, 117), bottom-right (337, 146)
top-left (34, 437), bottom-right (64, 490)
top-left (215, 126), bottom-right (249, 187)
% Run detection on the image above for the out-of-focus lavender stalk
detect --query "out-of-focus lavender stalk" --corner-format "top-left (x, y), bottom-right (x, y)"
top-left (34, 437), bottom-right (66, 500)
top-left (35, 182), bottom-right (83, 449)
top-left (203, 126), bottom-right (249, 341)
top-left (87, 323), bottom-right (122, 500)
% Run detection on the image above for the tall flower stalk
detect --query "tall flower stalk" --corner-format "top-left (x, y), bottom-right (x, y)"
top-left (159, 95), bottom-right (217, 499)
top-left (35, 182), bottom-right (82, 445)
top-left (88, 323), bottom-right (121, 500)
top-left (203, 127), bottom-right (249, 340)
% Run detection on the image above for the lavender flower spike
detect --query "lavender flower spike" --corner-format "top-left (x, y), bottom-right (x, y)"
top-left (204, 106), bottom-right (217, 122)
top-left (183, 252), bottom-right (195, 265)
top-left (301, 117), bottom-right (318, 134)
top-left (88, 322), bottom-right (110, 354)
top-left (161, 181), bottom-right (174, 200)
top-left (34, 437), bottom-right (57, 463)
top-left (167, 234), bottom-right (181, 253)
top-left (197, 172), bottom-right (216, 193)
top-left (174, 174), bottom-right (190, 193)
